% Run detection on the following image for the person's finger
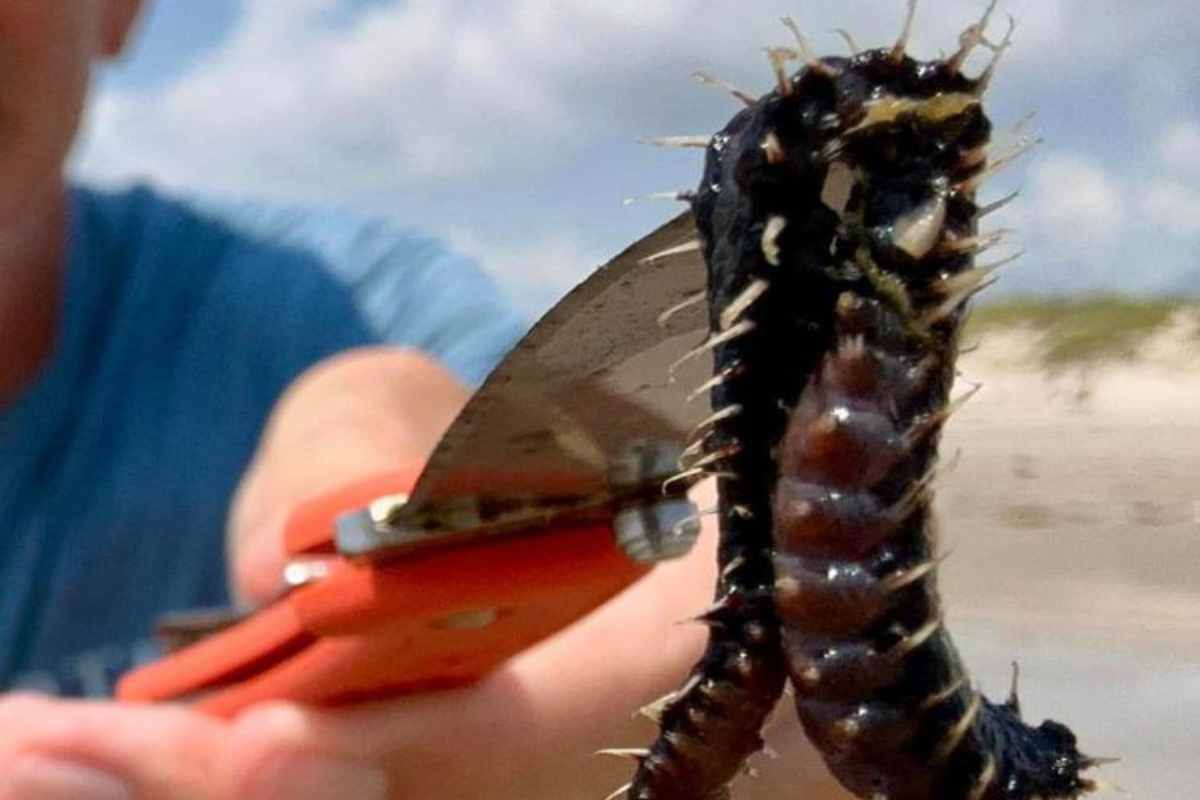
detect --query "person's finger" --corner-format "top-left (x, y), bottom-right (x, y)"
top-left (219, 677), bottom-right (545, 799)
top-left (0, 693), bottom-right (225, 800)
top-left (227, 346), bottom-right (469, 606)
top-left (218, 703), bottom-right (398, 800)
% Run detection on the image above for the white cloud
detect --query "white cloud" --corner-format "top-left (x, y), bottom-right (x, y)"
top-left (1141, 120), bottom-right (1200, 242)
top-left (1158, 120), bottom-right (1200, 175)
top-left (1026, 152), bottom-right (1124, 246)
top-left (69, 0), bottom-right (1200, 299)
top-left (1140, 180), bottom-right (1200, 238)
top-left (443, 224), bottom-right (606, 316)
top-left (78, 0), bottom-right (577, 195)
top-left (76, 0), bottom-right (1130, 198)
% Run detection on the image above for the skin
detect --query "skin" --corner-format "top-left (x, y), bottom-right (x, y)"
top-left (0, 2), bottom-right (846, 798)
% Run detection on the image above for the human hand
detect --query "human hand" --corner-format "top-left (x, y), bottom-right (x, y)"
top-left (0, 538), bottom-right (713, 800)
top-left (1, 346), bottom-right (839, 799)
top-left (227, 346), bottom-right (470, 606)
top-left (218, 346), bottom-right (721, 798)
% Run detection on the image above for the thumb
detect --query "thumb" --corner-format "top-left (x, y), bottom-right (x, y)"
top-left (226, 347), bottom-right (469, 606)
top-left (227, 482), bottom-right (293, 607)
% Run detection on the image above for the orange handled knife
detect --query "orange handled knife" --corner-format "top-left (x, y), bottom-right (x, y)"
top-left (117, 212), bottom-right (711, 717)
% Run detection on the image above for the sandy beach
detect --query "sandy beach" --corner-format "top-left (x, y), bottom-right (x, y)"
top-left (937, 317), bottom-right (1200, 799)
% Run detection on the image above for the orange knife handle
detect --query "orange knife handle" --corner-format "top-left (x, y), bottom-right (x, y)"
top-left (117, 472), bottom-right (650, 717)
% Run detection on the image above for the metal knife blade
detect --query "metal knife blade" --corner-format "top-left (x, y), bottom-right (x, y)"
top-left (338, 211), bottom-right (712, 559)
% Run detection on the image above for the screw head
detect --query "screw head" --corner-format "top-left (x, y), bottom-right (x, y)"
top-left (368, 493), bottom-right (410, 526)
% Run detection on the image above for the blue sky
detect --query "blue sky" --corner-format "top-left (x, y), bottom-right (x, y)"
top-left (73, 1), bottom-right (1200, 316)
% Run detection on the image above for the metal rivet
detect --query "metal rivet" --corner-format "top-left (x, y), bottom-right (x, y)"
top-left (282, 558), bottom-right (332, 589)
top-left (368, 492), bottom-right (410, 526)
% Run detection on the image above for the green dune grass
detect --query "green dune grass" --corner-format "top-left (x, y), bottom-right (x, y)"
top-left (963, 296), bottom-right (1198, 367)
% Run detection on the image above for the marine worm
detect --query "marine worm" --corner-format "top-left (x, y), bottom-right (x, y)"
top-left (621, 3), bottom-right (1101, 799)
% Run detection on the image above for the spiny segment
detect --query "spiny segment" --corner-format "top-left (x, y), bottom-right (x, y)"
top-left (976, 189), bottom-right (1020, 219)
top-left (657, 290), bottom-right (708, 328)
top-left (617, 3), bottom-right (1095, 799)
top-left (667, 320), bottom-right (755, 378)
top-left (623, 592), bottom-right (786, 799)
top-left (780, 18), bottom-right (838, 79)
top-left (758, 3), bottom-right (1096, 799)
top-left (693, 71), bottom-right (757, 108)
top-left (889, 0), bottom-right (919, 62)
top-left (833, 28), bottom-right (861, 55)
top-left (643, 239), bottom-right (704, 265)
top-left (645, 136), bottom-right (712, 150)
top-left (686, 363), bottom-right (744, 404)
top-left (625, 190), bottom-right (697, 207)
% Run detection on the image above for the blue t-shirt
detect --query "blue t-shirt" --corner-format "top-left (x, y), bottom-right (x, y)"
top-left (0, 185), bottom-right (526, 696)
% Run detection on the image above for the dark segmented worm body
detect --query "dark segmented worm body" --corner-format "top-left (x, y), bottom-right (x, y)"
top-left (761, 40), bottom-right (1096, 800)
top-left (626, 5), bottom-right (1098, 800)
top-left (626, 45), bottom-right (857, 800)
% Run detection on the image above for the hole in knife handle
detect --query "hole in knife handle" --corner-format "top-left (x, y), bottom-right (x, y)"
top-left (431, 607), bottom-right (507, 630)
